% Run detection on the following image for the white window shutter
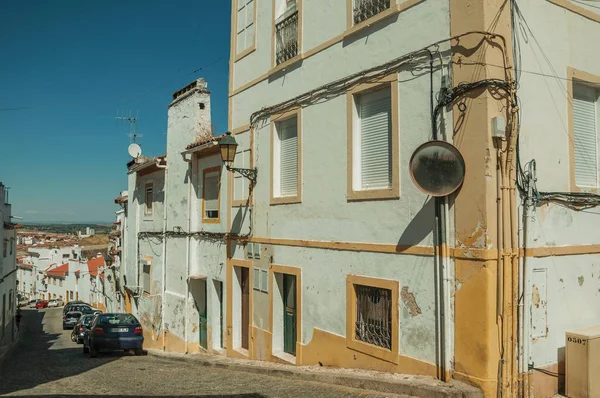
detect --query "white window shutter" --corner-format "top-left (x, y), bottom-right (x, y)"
top-left (204, 172), bottom-right (220, 213)
top-left (279, 118), bottom-right (298, 196)
top-left (359, 88), bottom-right (392, 189)
top-left (573, 84), bottom-right (598, 187)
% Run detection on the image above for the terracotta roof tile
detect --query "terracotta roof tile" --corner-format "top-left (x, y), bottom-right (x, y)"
top-left (47, 263), bottom-right (69, 278)
top-left (87, 256), bottom-right (104, 277)
top-left (185, 134), bottom-right (222, 150)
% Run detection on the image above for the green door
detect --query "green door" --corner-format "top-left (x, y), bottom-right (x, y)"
top-left (199, 280), bottom-right (208, 349)
top-left (283, 274), bottom-right (296, 355)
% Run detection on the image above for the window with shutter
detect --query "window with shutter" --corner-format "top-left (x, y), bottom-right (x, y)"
top-left (358, 87), bottom-right (392, 190)
top-left (236, 0), bottom-right (255, 56)
top-left (279, 118), bottom-right (298, 196)
top-left (573, 83), bottom-right (599, 187)
top-left (143, 263), bottom-right (151, 294)
top-left (347, 76), bottom-right (399, 201)
top-left (202, 167), bottom-right (221, 222)
top-left (144, 184), bottom-right (153, 216)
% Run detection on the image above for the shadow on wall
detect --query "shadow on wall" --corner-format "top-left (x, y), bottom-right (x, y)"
top-left (231, 205), bottom-right (251, 238)
top-left (397, 197), bottom-right (435, 248)
top-left (0, 309), bottom-right (122, 396)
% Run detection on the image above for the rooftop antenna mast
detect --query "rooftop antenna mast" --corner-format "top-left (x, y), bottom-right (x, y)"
top-left (116, 110), bottom-right (143, 143)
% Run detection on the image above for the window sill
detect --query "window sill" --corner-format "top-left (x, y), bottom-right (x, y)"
top-left (344, 0), bottom-right (425, 40)
top-left (202, 218), bottom-right (221, 224)
top-left (270, 195), bottom-right (302, 206)
top-left (572, 186), bottom-right (600, 194)
top-left (347, 187), bottom-right (399, 202)
top-left (234, 46), bottom-right (256, 63)
top-left (269, 54), bottom-right (303, 77)
top-left (232, 199), bottom-right (251, 207)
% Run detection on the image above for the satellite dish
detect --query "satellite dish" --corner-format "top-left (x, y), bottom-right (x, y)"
top-left (128, 143), bottom-right (142, 158)
top-left (409, 140), bottom-right (465, 197)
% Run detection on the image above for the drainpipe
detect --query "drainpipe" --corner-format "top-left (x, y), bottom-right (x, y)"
top-left (156, 159), bottom-right (168, 351)
top-left (521, 162), bottom-right (535, 397)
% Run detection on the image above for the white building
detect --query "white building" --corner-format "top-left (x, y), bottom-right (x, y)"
top-left (225, 1), bottom-right (600, 397)
top-left (0, 182), bottom-right (17, 347)
top-left (121, 78), bottom-right (227, 353)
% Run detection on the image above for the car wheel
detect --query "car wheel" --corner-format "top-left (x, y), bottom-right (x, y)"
top-left (134, 348), bottom-right (143, 356)
top-left (89, 345), bottom-right (97, 358)
top-left (71, 332), bottom-right (77, 342)
top-left (83, 344), bottom-right (89, 354)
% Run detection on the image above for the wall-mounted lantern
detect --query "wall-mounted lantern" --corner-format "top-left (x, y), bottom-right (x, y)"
top-left (219, 132), bottom-right (258, 183)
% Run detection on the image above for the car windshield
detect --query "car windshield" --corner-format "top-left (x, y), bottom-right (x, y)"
top-left (97, 314), bottom-right (138, 326)
top-left (66, 312), bottom-right (82, 318)
top-left (82, 316), bottom-right (95, 325)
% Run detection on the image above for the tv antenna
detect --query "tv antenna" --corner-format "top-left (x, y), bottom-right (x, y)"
top-left (116, 111), bottom-right (143, 143)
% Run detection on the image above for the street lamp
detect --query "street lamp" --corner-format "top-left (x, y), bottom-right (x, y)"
top-left (219, 132), bottom-right (258, 183)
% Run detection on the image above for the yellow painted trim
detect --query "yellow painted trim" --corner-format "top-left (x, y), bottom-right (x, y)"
top-left (546, 0), bottom-right (600, 23)
top-left (346, 274), bottom-right (399, 364)
top-left (567, 67), bottom-right (600, 193)
top-left (228, 0), bottom-right (236, 100)
top-left (269, 264), bottom-right (303, 361)
top-left (201, 166), bottom-right (222, 224)
top-left (270, 108), bottom-right (302, 205)
top-left (232, 0), bottom-right (258, 62)
top-left (233, 236), bottom-right (434, 256)
top-left (231, 0), bottom-right (424, 97)
top-left (523, 244), bottom-right (600, 257)
top-left (231, 123), bottom-right (252, 135)
top-left (346, 74), bottom-right (400, 201)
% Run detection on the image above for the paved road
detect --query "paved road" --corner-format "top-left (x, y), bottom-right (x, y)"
top-left (0, 308), bottom-right (404, 397)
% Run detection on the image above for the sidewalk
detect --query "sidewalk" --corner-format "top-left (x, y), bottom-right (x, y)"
top-left (0, 327), bottom-right (20, 364)
top-left (147, 349), bottom-right (482, 398)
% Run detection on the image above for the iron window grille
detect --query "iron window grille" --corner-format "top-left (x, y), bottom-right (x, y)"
top-left (275, 9), bottom-right (299, 65)
top-left (353, 0), bottom-right (391, 25)
top-left (355, 284), bottom-right (392, 350)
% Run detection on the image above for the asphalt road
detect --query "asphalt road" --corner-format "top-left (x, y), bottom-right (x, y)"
top-left (0, 308), bottom-right (405, 398)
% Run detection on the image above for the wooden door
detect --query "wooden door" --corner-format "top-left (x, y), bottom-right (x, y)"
top-left (198, 280), bottom-right (208, 349)
top-left (283, 274), bottom-right (296, 355)
top-left (215, 281), bottom-right (224, 348)
top-left (241, 268), bottom-right (249, 350)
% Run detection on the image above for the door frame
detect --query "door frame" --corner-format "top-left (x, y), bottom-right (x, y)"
top-left (270, 264), bottom-right (302, 363)
top-left (226, 259), bottom-right (253, 358)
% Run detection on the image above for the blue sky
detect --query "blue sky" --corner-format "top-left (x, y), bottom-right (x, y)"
top-left (0, 1), bottom-right (231, 223)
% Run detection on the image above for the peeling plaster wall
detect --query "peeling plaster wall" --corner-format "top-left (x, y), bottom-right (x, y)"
top-left (515, 0), bottom-right (600, 382)
top-left (231, 243), bottom-right (437, 365)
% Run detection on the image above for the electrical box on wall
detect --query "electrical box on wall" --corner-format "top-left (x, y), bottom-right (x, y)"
top-left (491, 116), bottom-right (506, 138)
top-left (566, 325), bottom-right (600, 398)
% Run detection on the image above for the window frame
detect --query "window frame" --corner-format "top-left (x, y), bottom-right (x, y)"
top-left (144, 183), bottom-right (154, 216)
top-left (270, 0), bottom-right (303, 73)
top-left (270, 108), bottom-right (302, 205)
top-left (568, 67), bottom-right (600, 193)
top-left (346, 274), bottom-right (399, 364)
top-left (202, 166), bottom-right (222, 224)
top-left (233, 0), bottom-right (257, 61)
top-left (347, 75), bottom-right (400, 201)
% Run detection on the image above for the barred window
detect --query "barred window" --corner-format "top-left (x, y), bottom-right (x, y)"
top-left (353, 0), bottom-right (391, 25)
top-left (354, 285), bottom-right (392, 350)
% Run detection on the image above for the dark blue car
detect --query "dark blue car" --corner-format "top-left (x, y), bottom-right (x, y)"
top-left (83, 313), bottom-right (144, 357)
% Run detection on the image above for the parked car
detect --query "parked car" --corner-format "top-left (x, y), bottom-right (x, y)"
top-left (71, 314), bottom-right (97, 344)
top-left (83, 313), bottom-right (144, 357)
top-left (28, 300), bottom-right (38, 308)
top-left (35, 300), bottom-right (49, 309)
top-left (63, 301), bottom-right (86, 315)
top-left (63, 311), bottom-right (83, 330)
top-left (48, 299), bottom-right (60, 308)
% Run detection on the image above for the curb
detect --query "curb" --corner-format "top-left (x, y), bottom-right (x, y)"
top-left (147, 349), bottom-right (482, 398)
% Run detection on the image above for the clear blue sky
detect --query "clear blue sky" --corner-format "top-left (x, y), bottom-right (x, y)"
top-left (0, 1), bottom-right (231, 223)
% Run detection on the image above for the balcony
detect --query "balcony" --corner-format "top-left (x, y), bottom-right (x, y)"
top-left (275, 9), bottom-right (299, 65)
top-left (353, 0), bottom-right (391, 25)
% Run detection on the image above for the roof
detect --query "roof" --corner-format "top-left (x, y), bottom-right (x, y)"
top-left (47, 263), bottom-right (69, 278)
top-left (18, 262), bottom-right (33, 270)
top-left (87, 256), bottom-right (104, 277)
top-left (127, 155), bottom-right (167, 175)
top-left (114, 195), bottom-right (128, 204)
top-left (185, 134), bottom-right (222, 150)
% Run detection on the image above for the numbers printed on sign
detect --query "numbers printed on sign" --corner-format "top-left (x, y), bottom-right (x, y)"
top-left (568, 336), bottom-right (586, 345)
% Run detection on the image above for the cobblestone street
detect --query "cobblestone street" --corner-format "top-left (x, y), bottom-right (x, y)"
top-left (0, 308), bottom-right (407, 397)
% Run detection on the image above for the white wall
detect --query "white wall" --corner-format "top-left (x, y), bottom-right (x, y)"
top-left (516, 0), bottom-right (600, 370)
